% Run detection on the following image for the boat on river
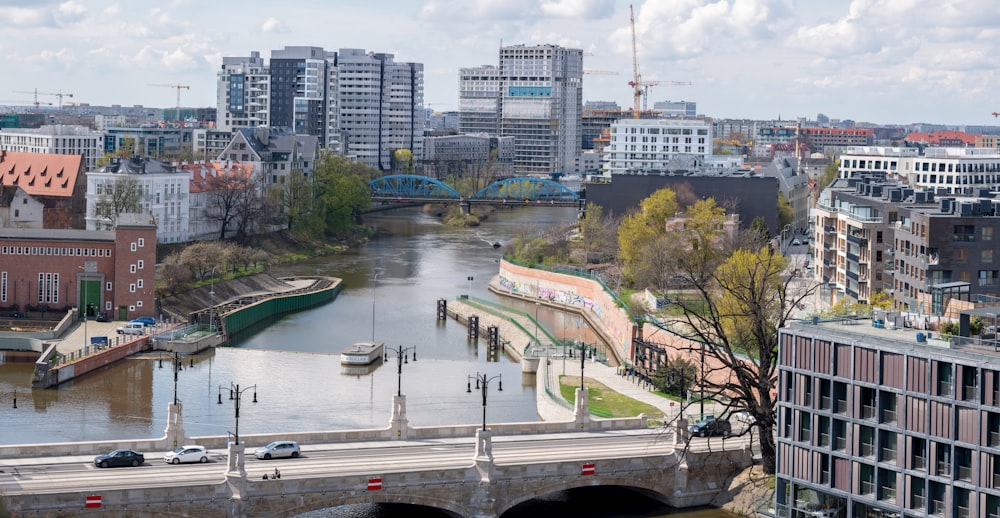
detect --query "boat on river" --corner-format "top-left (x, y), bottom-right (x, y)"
top-left (340, 341), bottom-right (384, 365)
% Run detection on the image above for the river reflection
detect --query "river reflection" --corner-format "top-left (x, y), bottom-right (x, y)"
top-left (0, 204), bottom-right (739, 517)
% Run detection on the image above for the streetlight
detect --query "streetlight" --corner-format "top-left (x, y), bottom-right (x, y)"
top-left (217, 382), bottom-right (257, 445)
top-left (371, 270), bottom-right (381, 341)
top-left (466, 372), bottom-right (502, 431)
top-left (384, 345), bottom-right (417, 397)
top-left (208, 266), bottom-right (217, 333)
top-left (700, 341), bottom-right (706, 418)
top-left (579, 341), bottom-right (587, 391)
top-left (0, 390), bottom-right (16, 409)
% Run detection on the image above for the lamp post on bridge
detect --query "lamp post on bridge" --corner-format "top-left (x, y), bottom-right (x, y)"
top-left (217, 382), bottom-right (257, 446)
top-left (385, 345), bottom-right (417, 397)
top-left (467, 372), bottom-right (502, 431)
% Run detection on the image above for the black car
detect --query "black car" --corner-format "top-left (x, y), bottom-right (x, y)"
top-left (96, 312), bottom-right (111, 322)
top-left (94, 449), bottom-right (145, 468)
top-left (688, 417), bottom-right (731, 438)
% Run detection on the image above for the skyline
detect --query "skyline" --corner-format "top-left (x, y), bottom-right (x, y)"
top-left (1, 0), bottom-right (998, 127)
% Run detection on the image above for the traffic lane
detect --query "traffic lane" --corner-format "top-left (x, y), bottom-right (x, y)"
top-left (0, 432), bottom-right (683, 494)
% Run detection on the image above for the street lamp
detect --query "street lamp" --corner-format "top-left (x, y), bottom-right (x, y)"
top-left (579, 341), bottom-right (587, 391)
top-left (466, 372), bottom-right (502, 431)
top-left (217, 382), bottom-right (257, 445)
top-left (371, 270), bottom-right (381, 341)
top-left (384, 345), bottom-right (417, 397)
top-left (700, 342), bottom-right (706, 418)
top-left (208, 266), bottom-right (217, 333)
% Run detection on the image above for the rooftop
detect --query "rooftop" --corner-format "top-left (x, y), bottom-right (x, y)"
top-left (0, 150), bottom-right (82, 198)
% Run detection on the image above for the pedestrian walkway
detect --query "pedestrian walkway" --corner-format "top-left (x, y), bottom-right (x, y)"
top-left (448, 297), bottom-right (724, 425)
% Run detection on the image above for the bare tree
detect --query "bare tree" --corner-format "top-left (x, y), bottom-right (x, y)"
top-left (232, 174), bottom-right (268, 244)
top-left (208, 171), bottom-right (266, 242)
top-left (93, 175), bottom-right (142, 229)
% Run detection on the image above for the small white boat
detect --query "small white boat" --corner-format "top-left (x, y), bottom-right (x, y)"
top-left (341, 341), bottom-right (384, 365)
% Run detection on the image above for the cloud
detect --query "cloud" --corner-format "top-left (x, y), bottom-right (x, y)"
top-left (260, 16), bottom-right (288, 34)
top-left (539, 0), bottom-right (614, 19)
top-left (55, 0), bottom-right (86, 23)
top-left (0, 6), bottom-right (56, 27)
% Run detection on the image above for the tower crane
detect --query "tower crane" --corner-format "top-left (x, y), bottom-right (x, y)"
top-left (148, 83), bottom-right (190, 121)
top-left (627, 5), bottom-right (691, 115)
top-left (11, 89), bottom-right (73, 110)
top-left (0, 99), bottom-right (53, 112)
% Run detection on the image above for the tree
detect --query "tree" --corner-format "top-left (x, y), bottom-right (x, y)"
top-left (95, 137), bottom-right (138, 167)
top-left (577, 203), bottom-right (618, 263)
top-left (268, 170), bottom-right (315, 235)
top-left (663, 244), bottom-right (818, 474)
top-left (208, 170), bottom-right (252, 240)
top-left (818, 160), bottom-right (839, 192)
top-left (617, 188), bottom-right (678, 282)
top-left (93, 175), bottom-right (142, 229)
top-left (311, 152), bottom-right (376, 236)
top-left (391, 149), bottom-right (415, 174)
top-left (777, 191), bottom-right (793, 231)
top-left (232, 174), bottom-right (269, 244)
top-left (749, 216), bottom-right (770, 243)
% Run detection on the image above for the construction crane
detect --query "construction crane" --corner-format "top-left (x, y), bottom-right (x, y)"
top-left (993, 112), bottom-right (999, 117)
top-left (0, 98), bottom-right (53, 112)
top-left (12, 89), bottom-right (73, 110)
top-left (585, 70), bottom-right (619, 75)
top-left (641, 80), bottom-right (692, 110)
top-left (148, 83), bottom-right (190, 121)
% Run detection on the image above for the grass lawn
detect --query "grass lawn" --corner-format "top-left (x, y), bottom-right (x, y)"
top-left (558, 375), bottom-right (664, 420)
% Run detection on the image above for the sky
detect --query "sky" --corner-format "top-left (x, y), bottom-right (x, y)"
top-left (1, 0), bottom-right (998, 127)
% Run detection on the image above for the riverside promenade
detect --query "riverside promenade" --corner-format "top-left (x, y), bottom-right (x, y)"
top-left (447, 296), bottom-right (721, 425)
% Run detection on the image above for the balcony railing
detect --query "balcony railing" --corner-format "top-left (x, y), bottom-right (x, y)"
top-left (880, 485), bottom-right (897, 501)
top-left (819, 432), bottom-right (831, 447)
top-left (911, 494), bottom-right (925, 511)
top-left (913, 454), bottom-right (927, 471)
top-left (860, 442), bottom-right (876, 457)
top-left (834, 436), bottom-right (847, 451)
top-left (958, 465), bottom-right (972, 481)
top-left (991, 431), bottom-right (1000, 448)
top-left (932, 500), bottom-right (946, 516)
top-left (835, 399), bottom-right (848, 413)
top-left (936, 460), bottom-right (952, 477)
top-left (820, 395), bottom-right (831, 410)
top-left (939, 381), bottom-right (953, 396)
top-left (882, 409), bottom-right (897, 424)
top-left (881, 447), bottom-right (897, 463)
top-left (963, 385), bottom-right (978, 400)
top-left (862, 404), bottom-right (877, 419)
top-left (860, 480), bottom-right (875, 496)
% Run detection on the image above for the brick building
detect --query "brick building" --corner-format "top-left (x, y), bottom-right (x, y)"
top-left (0, 214), bottom-right (156, 320)
top-left (0, 150), bottom-right (87, 229)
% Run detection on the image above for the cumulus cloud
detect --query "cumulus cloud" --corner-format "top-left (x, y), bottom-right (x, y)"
top-left (539, 0), bottom-right (614, 19)
top-left (261, 16), bottom-right (288, 34)
top-left (0, 6), bottom-right (56, 27)
top-left (56, 0), bottom-right (86, 23)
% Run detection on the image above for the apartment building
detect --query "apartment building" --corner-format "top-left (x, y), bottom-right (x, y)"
top-left (420, 134), bottom-right (514, 180)
top-left (0, 125), bottom-right (103, 171)
top-left (838, 146), bottom-right (919, 181)
top-left (776, 320), bottom-right (1000, 518)
top-left (458, 65), bottom-right (501, 136)
top-left (85, 157), bottom-right (190, 243)
top-left (900, 147), bottom-right (1000, 195)
top-left (603, 118), bottom-right (714, 175)
top-left (216, 51), bottom-right (271, 133)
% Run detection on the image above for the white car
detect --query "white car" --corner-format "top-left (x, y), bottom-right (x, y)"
top-left (164, 445), bottom-right (209, 464)
top-left (254, 441), bottom-right (300, 460)
top-left (116, 322), bottom-right (146, 335)
top-left (790, 238), bottom-right (802, 246)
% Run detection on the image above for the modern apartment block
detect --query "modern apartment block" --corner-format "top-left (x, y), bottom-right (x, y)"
top-left (653, 100), bottom-right (697, 118)
top-left (900, 147), bottom-right (1000, 195)
top-left (216, 47), bottom-right (424, 170)
top-left (0, 125), bottom-right (104, 171)
top-left (603, 118), bottom-right (714, 175)
top-left (216, 51), bottom-right (271, 133)
top-left (496, 44), bottom-right (583, 175)
top-left (838, 146), bottom-right (919, 181)
top-left (420, 134), bottom-right (514, 180)
top-left (458, 65), bottom-right (501, 135)
top-left (776, 320), bottom-right (1000, 518)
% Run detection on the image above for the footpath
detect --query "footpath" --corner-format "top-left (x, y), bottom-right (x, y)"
top-left (448, 295), bottom-right (725, 425)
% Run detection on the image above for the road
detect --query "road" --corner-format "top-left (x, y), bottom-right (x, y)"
top-left (0, 429), bottom-right (746, 496)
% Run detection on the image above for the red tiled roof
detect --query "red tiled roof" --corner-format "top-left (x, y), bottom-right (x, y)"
top-left (0, 151), bottom-right (82, 198)
top-left (904, 130), bottom-right (979, 146)
top-left (182, 161), bottom-right (255, 194)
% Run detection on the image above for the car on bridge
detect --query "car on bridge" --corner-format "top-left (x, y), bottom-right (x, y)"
top-left (164, 445), bottom-right (209, 464)
top-left (94, 449), bottom-right (144, 468)
top-left (254, 440), bottom-right (300, 460)
top-left (688, 416), bottom-right (731, 438)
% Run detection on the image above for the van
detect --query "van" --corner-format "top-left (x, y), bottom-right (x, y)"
top-left (116, 322), bottom-right (146, 335)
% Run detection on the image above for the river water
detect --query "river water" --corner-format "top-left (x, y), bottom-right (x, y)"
top-left (0, 204), bottom-right (735, 518)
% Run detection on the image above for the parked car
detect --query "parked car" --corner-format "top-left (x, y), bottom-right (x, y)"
top-left (132, 316), bottom-right (156, 326)
top-left (96, 312), bottom-right (111, 322)
top-left (164, 445), bottom-right (209, 464)
top-left (116, 322), bottom-right (146, 335)
top-left (688, 416), bottom-right (731, 438)
top-left (791, 238), bottom-right (802, 246)
top-left (254, 441), bottom-right (301, 460)
top-left (94, 449), bottom-right (145, 468)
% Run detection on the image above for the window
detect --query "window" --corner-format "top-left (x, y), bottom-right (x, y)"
top-left (137, 260), bottom-right (144, 269)
top-left (985, 226), bottom-right (995, 242)
top-left (106, 282), bottom-right (112, 291)
top-left (136, 300), bottom-right (143, 307)
top-left (137, 279), bottom-right (143, 289)
top-left (912, 437), bottom-right (927, 471)
top-left (985, 249), bottom-right (994, 264)
top-left (129, 283), bottom-right (135, 293)
top-left (105, 301), bottom-right (112, 311)
top-left (130, 242), bottom-right (137, 252)
top-left (1, 271), bottom-right (6, 302)
top-left (130, 264), bottom-right (136, 274)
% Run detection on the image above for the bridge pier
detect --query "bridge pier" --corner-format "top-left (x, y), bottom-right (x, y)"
top-left (390, 394), bottom-right (409, 439)
top-left (164, 401), bottom-right (187, 449)
top-left (460, 199), bottom-right (471, 215)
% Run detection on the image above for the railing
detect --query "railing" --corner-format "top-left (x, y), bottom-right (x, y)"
top-left (931, 500), bottom-right (945, 516)
top-left (881, 408), bottom-right (897, 424)
top-left (861, 404), bottom-right (876, 419)
top-left (936, 460), bottom-right (951, 476)
top-left (860, 479), bottom-right (875, 496)
top-left (939, 381), bottom-right (953, 396)
top-left (860, 442), bottom-right (875, 457)
top-left (820, 395), bottom-right (831, 410)
top-left (911, 494), bottom-right (925, 511)
top-left (957, 465), bottom-right (972, 481)
top-left (913, 454), bottom-right (926, 471)
top-left (991, 431), bottom-right (1000, 448)
top-left (833, 436), bottom-right (846, 451)
top-left (881, 447), bottom-right (897, 463)
top-left (819, 432), bottom-right (830, 447)
top-left (835, 399), bottom-right (847, 413)
top-left (963, 385), bottom-right (978, 400)
top-left (880, 485), bottom-right (896, 501)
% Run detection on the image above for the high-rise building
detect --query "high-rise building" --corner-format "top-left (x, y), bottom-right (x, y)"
top-left (216, 51), bottom-right (271, 133)
top-left (458, 65), bottom-right (501, 135)
top-left (216, 47), bottom-right (424, 171)
top-left (498, 44), bottom-right (583, 175)
top-left (0, 125), bottom-right (104, 171)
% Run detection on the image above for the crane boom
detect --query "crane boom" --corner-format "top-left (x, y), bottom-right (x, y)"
top-left (148, 83), bottom-right (191, 121)
top-left (11, 89), bottom-right (73, 110)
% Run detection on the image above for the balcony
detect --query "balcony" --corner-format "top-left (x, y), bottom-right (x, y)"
top-left (860, 442), bottom-right (876, 457)
top-left (880, 485), bottom-right (897, 501)
top-left (958, 465), bottom-right (972, 481)
top-left (861, 404), bottom-right (876, 419)
top-left (882, 408), bottom-right (897, 425)
top-left (932, 500), bottom-right (946, 516)
top-left (963, 385), bottom-right (978, 400)
top-left (936, 460), bottom-right (952, 477)
top-left (939, 381), bottom-right (953, 396)
top-left (881, 447), bottom-right (897, 464)
top-left (860, 479), bottom-right (875, 496)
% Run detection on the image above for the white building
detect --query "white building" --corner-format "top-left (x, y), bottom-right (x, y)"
top-left (603, 119), bottom-right (715, 175)
top-left (458, 65), bottom-right (501, 135)
top-left (497, 44), bottom-right (583, 176)
top-left (838, 146), bottom-right (919, 180)
top-left (0, 125), bottom-right (104, 171)
top-left (85, 158), bottom-right (190, 243)
top-left (216, 51), bottom-right (271, 133)
top-left (901, 147), bottom-right (1000, 194)
top-left (183, 161), bottom-right (257, 241)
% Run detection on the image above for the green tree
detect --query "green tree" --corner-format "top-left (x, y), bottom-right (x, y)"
top-left (577, 203), bottom-right (617, 262)
top-left (617, 189), bottom-right (678, 283)
top-left (749, 216), bottom-right (770, 243)
top-left (391, 149), bottom-right (415, 174)
top-left (93, 175), bottom-right (142, 229)
top-left (95, 137), bottom-right (138, 167)
top-left (818, 159), bottom-right (839, 192)
top-left (268, 170), bottom-right (315, 235)
top-left (311, 152), bottom-right (376, 236)
top-left (777, 191), bottom-right (793, 231)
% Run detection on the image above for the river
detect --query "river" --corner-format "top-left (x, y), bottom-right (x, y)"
top-left (0, 204), bottom-right (736, 517)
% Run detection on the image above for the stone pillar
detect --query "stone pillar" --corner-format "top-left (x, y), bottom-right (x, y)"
top-left (474, 429), bottom-right (494, 481)
top-left (227, 442), bottom-right (247, 478)
top-left (225, 442), bottom-right (248, 511)
top-left (390, 394), bottom-right (408, 439)
top-left (164, 401), bottom-right (186, 449)
top-left (675, 417), bottom-right (689, 446)
top-left (573, 387), bottom-right (590, 429)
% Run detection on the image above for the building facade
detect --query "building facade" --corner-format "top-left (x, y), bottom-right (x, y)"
top-left (0, 151), bottom-right (87, 229)
top-left (85, 158), bottom-right (190, 243)
top-left (900, 147), bottom-right (1000, 195)
top-left (420, 134), bottom-right (514, 180)
top-left (216, 51), bottom-right (271, 133)
top-left (458, 65), bottom-right (501, 135)
top-left (776, 320), bottom-right (1000, 518)
top-left (0, 215), bottom-right (156, 320)
top-left (497, 44), bottom-right (583, 175)
top-left (603, 118), bottom-right (714, 175)
top-left (0, 125), bottom-right (104, 171)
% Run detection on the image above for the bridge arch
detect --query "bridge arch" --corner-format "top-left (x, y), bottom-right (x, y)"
top-left (497, 476), bottom-right (671, 516)
top-left (370, 174), bottom-right (462, 201)
top-left (284, 498), bottom-right (464, 517)
top-left (471, 177), bottom-right (580, 203)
